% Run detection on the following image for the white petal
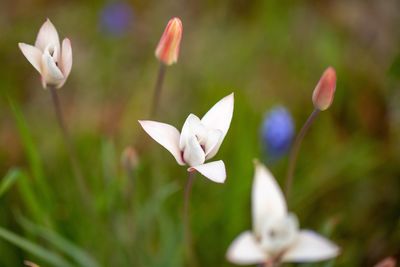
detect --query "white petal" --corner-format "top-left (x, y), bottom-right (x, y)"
top-left (282, 230), bottom-right (339, 262)
top-left (204, 129), bottom-right (222, 159)
top-left (18, 43), bottom-right (42, 73)
top-left (138, 120), bottom-right (184, 165)
top-left (188, 160), bottom-right (226, 183)
top-left (35, 19), bottom-right (60, 52)
top-left (41, 52), bottom-right (64, 88)
top-left (179, 114), bottom-right (203, 150)
top-left (252, 161), bottom-right (287, 237)
top-left (58, 38), bottom-right (72, 88)
top-left (201, 93), bottom-right (234, 158)
top-left (226, 231), bottom-right (267, 265)
top-left (182, 135), bottom-right (205, 167)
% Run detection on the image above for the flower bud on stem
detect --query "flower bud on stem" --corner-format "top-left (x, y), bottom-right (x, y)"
top-left (285, 67), bottom-right (337, 201)
top-left (151, 17), bottom-right (182, 117)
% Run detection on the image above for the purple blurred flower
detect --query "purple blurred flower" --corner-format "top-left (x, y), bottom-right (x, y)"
top-left (100, 2), bottom-right (134, 37)
top-left (261, 106), bottom-right (295, 161)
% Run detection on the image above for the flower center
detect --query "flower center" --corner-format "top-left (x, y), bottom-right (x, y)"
top-left (45, 43), bottom-right (59, 64)
top-left (179, 114), bottom-right (222, 166)
top-left (195, 132), bottom-right (207, 152)
top-left (259, 213), bottom-right (299, 255)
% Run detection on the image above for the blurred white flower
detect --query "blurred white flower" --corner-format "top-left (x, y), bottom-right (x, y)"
top-left (226, 162), bottom-right (339, 266)
top-left (139, 93), bottom-right (234, 183)
top-left (19, 19), bottom-right (72, 89)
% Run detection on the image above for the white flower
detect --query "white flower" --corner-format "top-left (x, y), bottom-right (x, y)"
top-left (19, 19), bottom-right (72, 89)
top-left (139, 93), bottom-right (234, 183)
top-left (226, 162), bottom-right (339, 266)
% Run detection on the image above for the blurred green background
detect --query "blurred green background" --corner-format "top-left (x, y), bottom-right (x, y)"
top-left (0, 0), bottom-right (400, 266)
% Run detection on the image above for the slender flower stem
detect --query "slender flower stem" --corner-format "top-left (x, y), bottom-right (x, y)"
top-left (122, 163), bottom-right (135, 201)
top-left (150, 63), bottom-right (167, 117)
top-left (135, 63), bottom-right (167, 154)
top-left (49, 87), bottom-right (90, 203)
top-left (259, 262), bottom-right (271, 267)
top-left (183, 170), bottom-right (198, 267)
top-left (259, 261), bottom-right (281, 267)
top-left (183, 171), bottom-right (195, 232)
top-left (285, 108), bottom-right (320, 200)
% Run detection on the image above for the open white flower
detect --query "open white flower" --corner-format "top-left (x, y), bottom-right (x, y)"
top-left (226, 162), bottom-right (339, 266)
top-left (139, 93), bottom-right (234, 183)
top-left (19, 19), bottom-right (72, 89)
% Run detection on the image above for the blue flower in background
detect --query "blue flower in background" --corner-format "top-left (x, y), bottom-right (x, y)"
top-left (261, 106), bottom-right (295, 161)
top-left (100, 2), bottom-right (134, 37)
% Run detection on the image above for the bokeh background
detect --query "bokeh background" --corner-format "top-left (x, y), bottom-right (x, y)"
top-left (0, 0), bottom-right (400, 266)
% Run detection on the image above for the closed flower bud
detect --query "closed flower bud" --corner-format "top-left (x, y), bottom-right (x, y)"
top-left (155, 17), bottom-right (182, 66)
top-left (121, 146), bottom-right (139, 171)
top-left (374, 257), bottom-right (397, 267)
top-left (312, 67), bottom-right (337, 111)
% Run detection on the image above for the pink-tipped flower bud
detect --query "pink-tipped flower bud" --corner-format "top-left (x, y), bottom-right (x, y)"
top-left (312, 67), bottom-right (337, 111)
top-left (374, 257), bottom-right (397, 267)
top-left (155, 17), bottom-right (183, 66)
top-left (121, 146), bottom-right (139, 171)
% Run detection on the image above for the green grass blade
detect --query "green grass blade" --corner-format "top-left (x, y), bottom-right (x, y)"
top-left (0, 168), bottom-right (21, 198)
top-left (15, 169), bottom-right (47, 225)
top-left (18, 217), bottom-right (100, 267)
top-left (8, 98), bottom-right (52, 207)
top-left (135, 182), bottom-right (179, 229)
top-left (0, 226), bottom-right (74, 267)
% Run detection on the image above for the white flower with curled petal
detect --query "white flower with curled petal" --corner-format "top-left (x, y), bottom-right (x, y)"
top-left (19, 19), bottom-right (72, 89)
top-left (139, 93), bottom-right (234, 183)
top-left (226, 162), bottom-right (339, 266)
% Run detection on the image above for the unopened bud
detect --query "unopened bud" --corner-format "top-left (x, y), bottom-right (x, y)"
top-left (374, 257), bottom-right (397, 267)
top-left (312, 67), bottom-right (337, 111)
top-left (121, 146), bottom-right (139, 171)
top-left (155, 17), bottom-right (183, 66)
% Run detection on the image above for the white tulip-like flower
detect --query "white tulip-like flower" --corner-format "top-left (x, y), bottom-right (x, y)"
top-left (139, 93), bottom-right (234, 183)
top-left (227, 162), bottom-right (339, 266)
top-left (19, 19), bottom-right (72, 89)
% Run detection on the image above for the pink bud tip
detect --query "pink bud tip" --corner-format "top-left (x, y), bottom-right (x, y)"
top-left (121, 146), bottom-right (139, 170)
top-left (155, 17), bottom-right (183, 66)
top-left (374, 257), bottom-right (397, 267)
top-left (312, 67), bottom-right (337, 111)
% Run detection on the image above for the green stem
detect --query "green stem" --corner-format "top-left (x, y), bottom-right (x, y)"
top-left (183, 170), bottom-right (198, 267)
top-left (49, 87), bottom-right (90, 204)
top-left (150, 63), bottom-right (167, 117)
top-left (285, 108), bottom-right (320, 200)
top-left (258, 261), bottom-right (281, 267)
